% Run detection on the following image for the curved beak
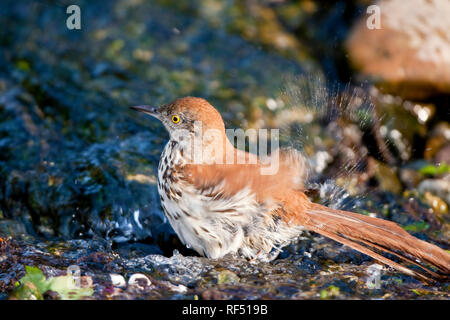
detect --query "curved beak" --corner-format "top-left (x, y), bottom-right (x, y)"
top-left (130, 105), bottom-right (160, 118)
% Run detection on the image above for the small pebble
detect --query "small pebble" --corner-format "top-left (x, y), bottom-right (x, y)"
top-left (110, 274), bottom-right (126, 288)
top-left (128, 273), bottom-right (151, 289)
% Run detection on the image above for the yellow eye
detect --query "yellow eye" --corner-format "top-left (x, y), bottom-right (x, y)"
top-left (171, 115), bottom-right (180, 123)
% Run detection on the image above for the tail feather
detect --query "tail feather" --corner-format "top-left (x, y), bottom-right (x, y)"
top-left (301, 203), bottom-right (450, 281)
top-left (355, 237), bottom-right (441, 279)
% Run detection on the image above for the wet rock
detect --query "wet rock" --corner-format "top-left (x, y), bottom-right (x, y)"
top-left (160, 281), bottom-right (188, 294)
top-left (42, 290), bottom-right (60, 300)
top-left (319, 285), bottom-right (341, 299)
top-left (371, 89), bottom-right (428, 162)
top-left (156, 0), bottom-right (313, 63)
top-left (368, 158), bottom-right (402, 194)
top-left (435, 144), bottom-right (450, 165)
top-left (114, 243), bottom-right (163, 259)
top-left (402, 195), bottom-right (442, 231)
top-left (422, 192), bottom-right (448, 217)
top-left (0, 220), bottom-right (27, 238)
top-left (216, 270), bottom-right (240, 285)
top-left (418, 179), bottom-right (450, 205)
top-left (399, 169), bottom-right (424, 189)
top-left (347, 0), bottom-right (450, 99)
top-left (2, 236), bottom-right (449, 300)
top-left (201, 288), bottom-right (229, 300)
top-left (425, 122), bottom-right (450, 162)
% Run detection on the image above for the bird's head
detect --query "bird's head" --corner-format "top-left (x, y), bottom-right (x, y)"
top-left (131, 97), bottom-right (232, 163)
top-left (131, 97), bottom-right (226, 136)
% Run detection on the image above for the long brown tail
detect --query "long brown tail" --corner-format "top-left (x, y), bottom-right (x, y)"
top-left (301, 202), bottom-right (450, 282)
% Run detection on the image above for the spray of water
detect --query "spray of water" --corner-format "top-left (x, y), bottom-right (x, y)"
top-left (278, 74), bottom-right (385, 211)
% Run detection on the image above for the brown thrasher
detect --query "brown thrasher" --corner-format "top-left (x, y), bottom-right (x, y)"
top-left (131, 97), bottom-right (450, 281)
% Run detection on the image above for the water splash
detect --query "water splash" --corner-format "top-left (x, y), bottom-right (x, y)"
top-left (277, 74), bottom-right (379, 210)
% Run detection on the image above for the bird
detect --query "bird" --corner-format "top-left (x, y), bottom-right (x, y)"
top-left (131, 96), bottom-right (450, 282)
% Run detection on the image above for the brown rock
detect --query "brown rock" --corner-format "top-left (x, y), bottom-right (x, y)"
top-left (368, 157), bottom-right (402, 194)
top-left (418, 179), bottom-right (450, 205)
top-left (399, 168), bottom-right (424, 189)
top-left (425, 122), bottom-right (450, 161)
top-left (435, 143), bottom-right (450, 165)
top-left (346, 0), bottom-right (450, 99)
